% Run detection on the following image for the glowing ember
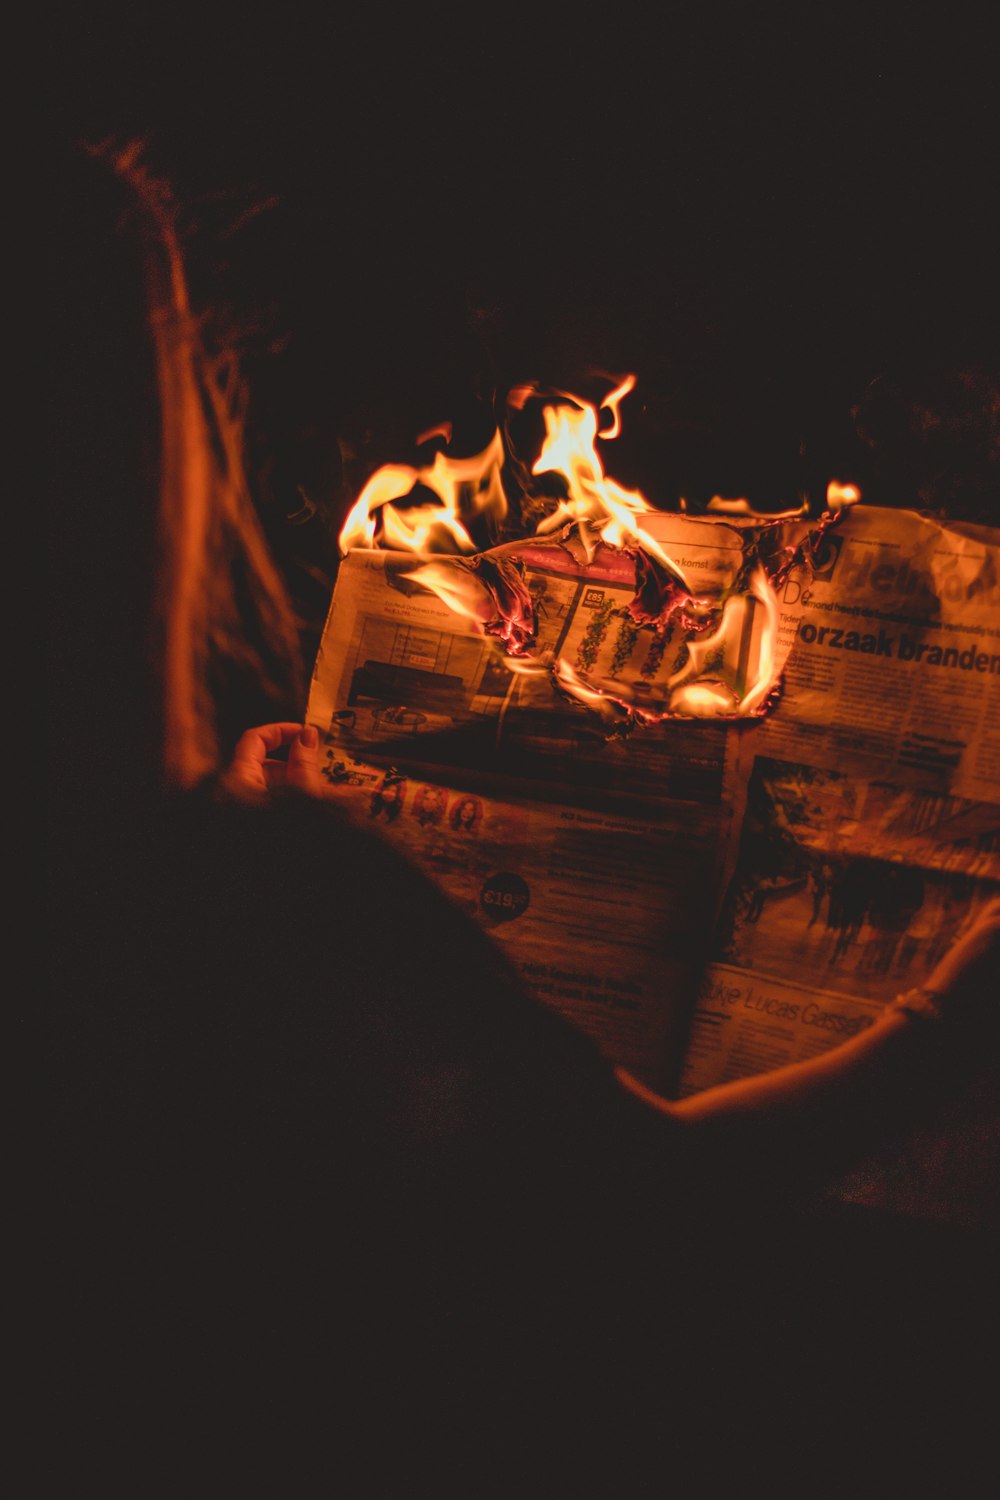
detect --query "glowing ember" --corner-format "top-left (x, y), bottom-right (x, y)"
top-left (827, 480), bottom-right (862, 510)
top-left (666, 564), bottom-right (780, 718)
top-left (529, 379), bottom-right (690, 585)
top-left (552, 658), bottom-right (631, 725)
top-left (336, 375), bottom-right (860, 725)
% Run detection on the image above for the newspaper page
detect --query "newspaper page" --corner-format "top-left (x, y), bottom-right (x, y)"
top-left (305, 512), bottom-right (800, 1089)
top-left (678, 505), bottom-right (1000, 1219)
top-left (308, 503), bottom-right (998, 1139)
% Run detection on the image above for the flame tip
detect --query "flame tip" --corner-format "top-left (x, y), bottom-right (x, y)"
top-left (338, 372), bottom-right (802, 723)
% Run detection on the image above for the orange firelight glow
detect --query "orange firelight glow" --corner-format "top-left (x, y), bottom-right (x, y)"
top-left (530, 383), bottom-right (690, 585)
top-left (338, 429), bottom-right (506, 554)
top-left (336, 375), bottom-right (859, 724)
top-left (827, 480), bottom-right (862, 509)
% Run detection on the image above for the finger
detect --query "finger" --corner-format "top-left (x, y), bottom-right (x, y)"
top-left (218, 758), bottom-right (269, 800)
top-left (287, 725), bottom-right (322, 795)
top-left (231, 723), bottom-right (308, 767)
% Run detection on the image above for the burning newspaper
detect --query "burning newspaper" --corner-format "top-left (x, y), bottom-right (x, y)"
top-left (676, 505), bottom-right (1000, 1217)
top-left (305, 515), bottom-right (757, 1085)
top-left (307, 505), bottom-right (999, 1120)
top-left (681, 505), bottom-right (1000, 1093)
top-left (307, 366), bottom-right (998, 1217)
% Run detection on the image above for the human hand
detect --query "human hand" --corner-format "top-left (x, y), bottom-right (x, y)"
top-left (920, 895), bottom-right (1000, 1017)
top-left (219, 722), bottom-right (322, 801)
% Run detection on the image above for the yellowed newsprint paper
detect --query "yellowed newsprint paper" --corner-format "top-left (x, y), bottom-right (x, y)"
top-left (678, 505), bottom-right (1000, 1221)
top-left (308, 506), bottom-right (1000, 1155)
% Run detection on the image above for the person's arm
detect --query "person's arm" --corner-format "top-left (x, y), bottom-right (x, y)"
top-left (215, 722), bottom-right (999, 1205)
top-left (616, 898), bottom-right (1000, 1203)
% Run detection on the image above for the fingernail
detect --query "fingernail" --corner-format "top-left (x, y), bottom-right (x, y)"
top-left (301, 726), bottom-right (318, 749)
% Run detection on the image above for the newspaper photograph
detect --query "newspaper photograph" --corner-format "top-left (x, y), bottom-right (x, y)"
top-left (678, 753), bottom-right (999, 1096)
top-left (676, 505), bottom-right (999, 1219)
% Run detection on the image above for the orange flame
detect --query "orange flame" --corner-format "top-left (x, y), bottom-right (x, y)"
top-left (663, 564), bottom-right (779, 717)
top-left (707, 495), bottom-right (809, 518)
top-left (552, 657), bottom-right (632, 724)
top-left (740, 566), bottom-right (780, 713)
top-left (397, 560), bottom-right (495, 631)
top-left (530, 383), bottom-right (691, 586)
top-left (827, 480), bottom-right (862, 510)
top-left (595, 373), bottom-right (636, 439)
top-left (335, 375), bottom-right (860, 724)
top-left (338, 429), bottom-right (506, 555)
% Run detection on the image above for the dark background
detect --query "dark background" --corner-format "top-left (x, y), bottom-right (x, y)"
top-left (55, 8), bottom-right (996, 568)
top-left (52, 7), bottom-right (998, 1406)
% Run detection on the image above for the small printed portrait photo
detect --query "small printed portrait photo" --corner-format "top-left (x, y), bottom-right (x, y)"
top-left (323, 754), bottom-right (351, 785)
top-left (449, 795), bottom-right (483, 835)
top-left (413, 784), bottom-right (448, 827)
top-left (370, 772), bottom-right (407, 822)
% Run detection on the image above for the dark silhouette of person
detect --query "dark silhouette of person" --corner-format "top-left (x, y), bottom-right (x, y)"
top-left (829, 860), bottom-right (874, 963)
top-left (46, 135), bottom-right (1000, 1495)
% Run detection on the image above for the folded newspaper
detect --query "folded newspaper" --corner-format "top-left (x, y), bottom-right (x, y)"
top-left (307, 504), bottom-right (1000, 1219)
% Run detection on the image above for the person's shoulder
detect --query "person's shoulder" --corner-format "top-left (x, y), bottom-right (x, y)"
top-left (171, 782), bottom-right (627, 1089)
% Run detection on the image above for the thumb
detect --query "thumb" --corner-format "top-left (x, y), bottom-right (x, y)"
top-left (287, 724), bottom-right (322, 795)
